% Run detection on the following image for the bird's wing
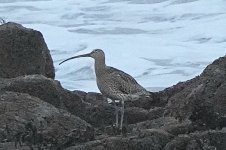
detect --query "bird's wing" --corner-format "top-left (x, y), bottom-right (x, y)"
top-left (107, 66), bottom-right (147, 94)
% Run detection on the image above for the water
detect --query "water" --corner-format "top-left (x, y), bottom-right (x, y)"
top-left (1, 0), bottom-right (226, 92)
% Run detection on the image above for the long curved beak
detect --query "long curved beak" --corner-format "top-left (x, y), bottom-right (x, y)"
top-left (59, 53), bottom-right (91, 65)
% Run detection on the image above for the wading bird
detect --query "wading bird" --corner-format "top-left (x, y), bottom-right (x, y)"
top-left (59, 49), bottom-right (150, 131)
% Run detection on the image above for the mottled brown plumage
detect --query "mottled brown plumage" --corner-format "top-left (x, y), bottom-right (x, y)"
top-left (59, 49), bottom-right (150, 130)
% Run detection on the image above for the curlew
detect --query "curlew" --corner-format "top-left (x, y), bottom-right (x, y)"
top-left (59, 49), bottom-right (151, 131)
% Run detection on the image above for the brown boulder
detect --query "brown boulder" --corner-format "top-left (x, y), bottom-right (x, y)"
top-left (0, 22), bottom-right (55, 79)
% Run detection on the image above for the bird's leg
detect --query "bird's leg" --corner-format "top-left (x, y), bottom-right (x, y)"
top-left (120, 100), bottom-right (125, 130)
top-left (112, 100), bottom-right (119, 128)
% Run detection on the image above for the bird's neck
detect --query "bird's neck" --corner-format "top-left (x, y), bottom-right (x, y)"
top-left (94, 57), bottom-right (106, 76)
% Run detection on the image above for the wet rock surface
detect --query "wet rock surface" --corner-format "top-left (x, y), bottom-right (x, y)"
top-left (0, 22), bottom-right (226, 149)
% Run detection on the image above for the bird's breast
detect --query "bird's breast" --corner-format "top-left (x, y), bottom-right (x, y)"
top-left (96, 77), bottom-right (118, 98)
top-left (96, 77), bottom-right (109, 94)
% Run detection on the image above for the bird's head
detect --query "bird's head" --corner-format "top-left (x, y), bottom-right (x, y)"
top-left (89, 49), bottom-right (105, 59)
top-left (59, 49), bottom-right (105, 65)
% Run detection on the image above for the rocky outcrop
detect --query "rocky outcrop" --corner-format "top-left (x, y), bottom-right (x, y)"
top-left (85, 92), bottom-right (108, 105)
top-left (125, 107), bottom-right (148, 124)
top-left (0, 75), bottom-right (91, 120)
top-left (1, 22), bottom-right (226, 150)
top-left (66, 129), bottom-right (174, 150)
top-left (163, 129), bottom-right (226, 150)
top-left (0, 75), bottom-right (163, 128)
top-left (74, 55), bottom-right (226, 149)
top-left (0, 91), bottom-right (93, 149)
top-left (0, 22), bottom-right (55, 79)
top-left (164, 56), bottom-right (226, 129)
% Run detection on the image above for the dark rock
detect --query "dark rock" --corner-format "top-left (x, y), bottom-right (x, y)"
top-left (105, 117), bottom-right (193, 137)
top-left (0, 91), bottom-right (93, 149)
top-left (162, 121), bottom-right (195, 135)
top-left (103, 125), bottom-right (121, 136)
top-left (219, 116), bottom-right (226, 129)
top-left (0, 75), bottom-right (119, 127)
top-left (127, 117), bottom-right (179, 134)
top-left (86, 105), bottom-right (150, 128)
top-left (189, 98), bottom-right (220, 129)
top-left (66, 140), bottom-right (104, 150)
top-left (185, 139), bottom-right (203, 150)
top-left (72, 90), bottom-right (87, 100)
top-left (66, 129), bottom-right (173, 150)
top-left (164, 129), bottom-right (226, 150)
top-left (2, 23), bottom-right (226, 150)
top-left (190, 129), bottom-right (226, 150)
top-left (85, 92), bottom-right (108, 105)
top-left (128, 129), bottom-right (174, 150)
top-left (164, 55), bottom-right (226, 129)
top-left (163, 136), bottom-right (191, 150)
top-left (125, 107), bottom-right (148, 124)
top-left (157, 79), bottom-right (198, 106)
top-left (125, 93), bottom-right (157, 109)
top-left (83, 103), bottom-right (153, 128)
top-left (0, 22), bottom-right (55, 79)
top-left (85, 103), bottom-right (115, 127)
top-left (147, 107), bottom-right (165, 120)
top-left (0, 75), bottom-right (90, 120)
